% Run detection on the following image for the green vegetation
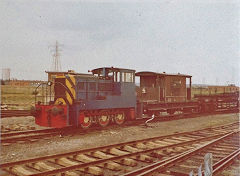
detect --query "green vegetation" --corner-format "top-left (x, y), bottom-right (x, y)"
top-left (192, 88), bottom-right (213, 97)
top-left (1, 85), bottom-right (40, 109)
top-left (192, 87), bottom-right (233, 97)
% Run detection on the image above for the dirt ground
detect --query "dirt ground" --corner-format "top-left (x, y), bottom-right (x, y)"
top-left (0, 113), bottom-right (239, 164)
top-left (1, 116), bottom-right (48, 132)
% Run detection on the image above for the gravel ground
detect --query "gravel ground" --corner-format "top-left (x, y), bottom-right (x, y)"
top-left (0, 113), bottom-right (239, 164)
top-left (1, 116), bottom-right (49, 132)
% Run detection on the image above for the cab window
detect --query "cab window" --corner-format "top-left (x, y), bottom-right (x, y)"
top-left (122, 72), bottom-right (134, 82)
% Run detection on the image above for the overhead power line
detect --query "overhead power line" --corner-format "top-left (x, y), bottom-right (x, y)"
top-left (49, 41), bottom-right (63, 72)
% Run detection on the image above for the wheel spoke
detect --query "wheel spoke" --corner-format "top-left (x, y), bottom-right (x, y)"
top-left (80, 114), bottom-right (92, 129)
top-left (114, 112), bottom-right (125, 125)
top-left (98, 111), bottom-right (110, 127)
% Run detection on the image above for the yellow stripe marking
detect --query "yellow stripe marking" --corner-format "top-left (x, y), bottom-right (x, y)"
top-left (66, 91), bottom-right (73, 105)
top-left (56, 75), bottom-right (65, 78)
top-left (69, 75), bottom-right (76, 99)
top-left (69, 75), bottom-right (76, 85)
top-left (66, 78), bottom-right (76, 99)
top-left (55, 98), bottom-right (66, 105)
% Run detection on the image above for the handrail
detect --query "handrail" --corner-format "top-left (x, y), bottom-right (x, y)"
top-left (34, 81), bottom-right (69, 105)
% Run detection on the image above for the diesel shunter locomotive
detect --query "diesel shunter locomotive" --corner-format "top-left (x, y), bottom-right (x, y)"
top-left (32, 67), bottom-right (239, 128)
top-left (34, 67), bottom-right (136, 128)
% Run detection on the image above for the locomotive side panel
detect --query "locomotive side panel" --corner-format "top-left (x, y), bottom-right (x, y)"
top-left (72, 67), bottom-right (137, 128)
top-left (75, 81), bottom-right (136, 110)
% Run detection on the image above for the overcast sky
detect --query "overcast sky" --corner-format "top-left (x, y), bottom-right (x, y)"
top-left (0, 0), bottom-right (239, 85)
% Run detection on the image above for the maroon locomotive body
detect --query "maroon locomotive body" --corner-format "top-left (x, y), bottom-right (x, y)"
top-left (136, 71), bottom-right (199, 116)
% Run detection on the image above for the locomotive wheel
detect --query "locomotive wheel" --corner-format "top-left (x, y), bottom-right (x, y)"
top-left (80, 114), bottom-right (92, 129)
top-left (98, 111), bottom-right (110, 127)
top-left (114, 112), bottom-right (125, 125)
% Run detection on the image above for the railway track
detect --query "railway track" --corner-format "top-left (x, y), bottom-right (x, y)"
top-left (1, 110), bottom-right (31, 118)
top-left (1, 110), bottom-right (235, 139)
top-left (1, 107), bottom-right (238, 119)
top-left (1, 113), bottom-right (238, 145)
top-left (0, 108), bottom-right (238, 135)
top-left (122, 131), bottom-right (239, 176)
top-left (213, 148), bottom-right (240, 175)
top-left (215, 151), bottom-right (240, 176)
top-left (140, 108), bottom-right (239, 126)
top-left (0, 127), bottom-right (73, 145)
top-left (0, 122), bottom-right (239, 176)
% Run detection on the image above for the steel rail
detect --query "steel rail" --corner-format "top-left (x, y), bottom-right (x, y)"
top-left (1, 132), bottom-right (60, 143)
top-left (1, 119), bottom-right (238, 145)
top-left (212, 148), bottom-right (240, 174)
top-left (1, 124), bottom-right (238, 176)
top-left (1, 110), bottom-right (31, 118)
top-left (0, 129), bottom-right (226, 168)
top-left (121, 131), bottom-right (238, 176)
top-left (1, 128), bottom-right (61, 138)
top-left (1, 106), bottom-right (238, 119)
top-left (1, 127), bottom-right (74, 144)
top-left (1, 121), bottom-right (238, 161)
top-left (17, 133), bottom-right (227, 176)
top-left (1, 127), bottom-right (235, 176)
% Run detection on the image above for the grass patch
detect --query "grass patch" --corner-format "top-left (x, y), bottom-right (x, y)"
top-left (1, 85), bottom-right (43, 109)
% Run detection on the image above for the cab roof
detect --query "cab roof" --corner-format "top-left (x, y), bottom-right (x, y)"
top-left (91, 67), bottom-right (135, 74)
top-left (46, 71), bottom-right (95, 78)
top-left (46, 70), bottom-right (91, 76)
top-left (136, 71), bottom-right (192, 78)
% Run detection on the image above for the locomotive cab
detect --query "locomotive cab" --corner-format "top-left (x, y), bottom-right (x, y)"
top-left (91, 67), bottom-right (135, 82)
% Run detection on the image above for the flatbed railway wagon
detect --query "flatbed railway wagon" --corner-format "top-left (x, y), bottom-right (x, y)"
top-left (194, 92), bottom-right (239, 113)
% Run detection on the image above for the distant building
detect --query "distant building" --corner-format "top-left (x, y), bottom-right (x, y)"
top-left (2, 68), bottom-right (10, 80)
top-left (3, 80), bottom-right (45, 86)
